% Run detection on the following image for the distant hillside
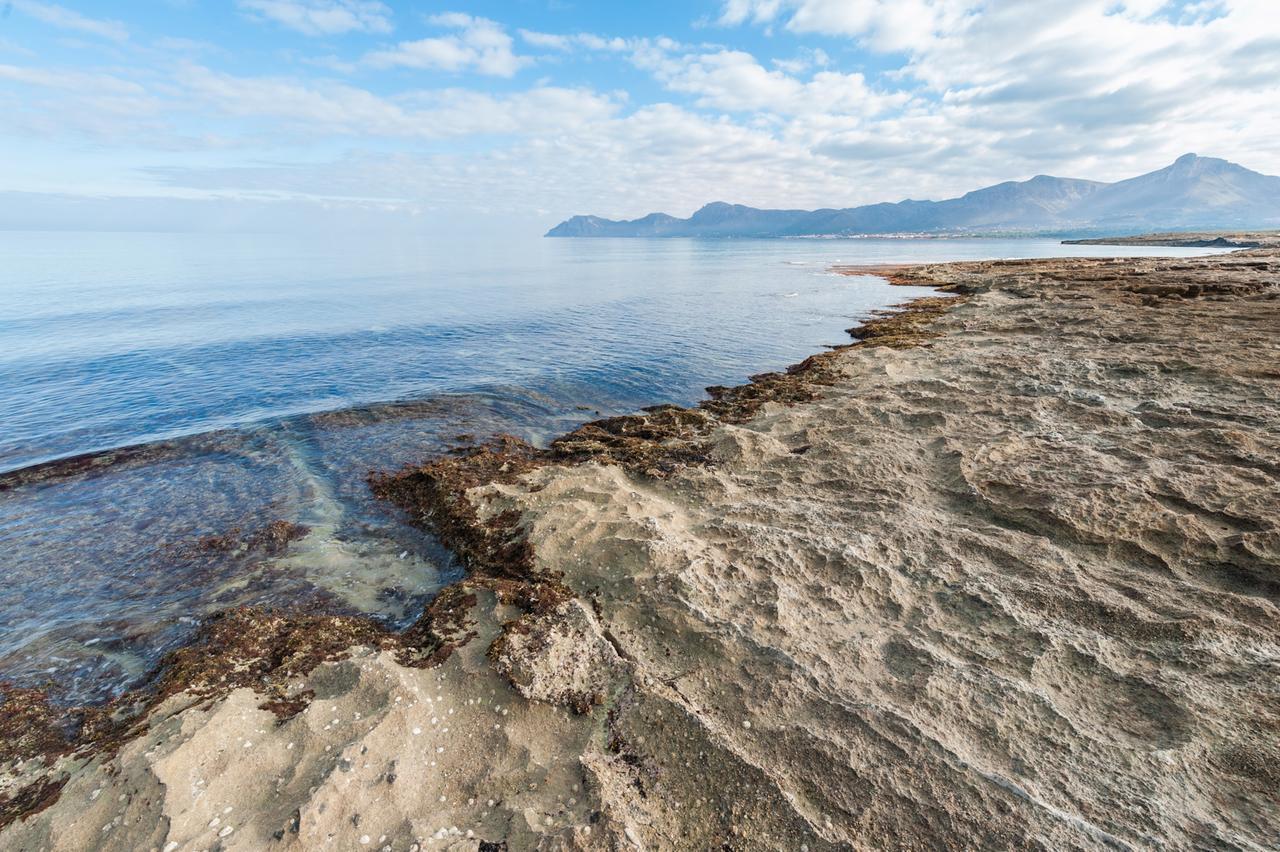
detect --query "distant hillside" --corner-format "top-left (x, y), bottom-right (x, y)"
top-left (546, 154), bottom-right (1280, 237)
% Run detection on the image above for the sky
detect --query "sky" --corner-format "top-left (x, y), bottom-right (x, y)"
top-left (1, 0), bottom-right (1278, 233)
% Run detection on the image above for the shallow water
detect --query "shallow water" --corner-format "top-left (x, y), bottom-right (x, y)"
top-left (0, 233), bottom-right (1225, 702)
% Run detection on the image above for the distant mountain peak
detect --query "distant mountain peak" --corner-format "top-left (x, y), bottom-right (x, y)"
top-left (1165, 153), bottom-right (1237, 175)
top-left (546, 155), bottom-right (1280, 238)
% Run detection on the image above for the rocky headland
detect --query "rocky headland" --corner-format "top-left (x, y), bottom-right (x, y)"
top-left (2, 244), bottom-right (1278, 850)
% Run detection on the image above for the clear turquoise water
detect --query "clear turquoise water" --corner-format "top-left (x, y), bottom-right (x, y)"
top-left (0, 233), bottom-right (1224, 701)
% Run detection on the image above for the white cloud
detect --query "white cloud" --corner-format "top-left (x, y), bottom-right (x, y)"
top-left (720, 0), bottom-right (978, 50)
top-left (176, 65), bottom-right (618, 139)
top-left (236, 0), bottom-right (392, 37)
top-left (518, 30), bottom-right (629, 52)
top-left (9, 0), bottom-right (129, 41)
top-left (364, 13), bottom-right (529, 76)
top-left (0, 64), bottom-right (166, 142)
top-left (635, 47), bottom-right (906, 116)
top-left (517, 29), bottom-right (573, 51)
top-left (771, 47), bottom-right (829, 75)
top-left (0, 64), bottom-right (143, 93)
top-left (0, 57), bottom-right (618, 147)
top-left (139, 103), bottom-right (830, 218)
top-left (712, 0), bottom-right (1280, 181)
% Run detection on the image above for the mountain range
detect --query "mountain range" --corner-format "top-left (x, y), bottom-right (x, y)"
top-left (546, 154), bottom-right (1280, 238)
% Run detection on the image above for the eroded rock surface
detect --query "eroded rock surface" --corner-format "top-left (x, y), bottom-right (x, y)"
top-left (4, 248), bottom-right (1278, 850)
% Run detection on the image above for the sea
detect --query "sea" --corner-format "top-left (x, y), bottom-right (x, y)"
top-left (0, 232), bottom-right (1226, 703)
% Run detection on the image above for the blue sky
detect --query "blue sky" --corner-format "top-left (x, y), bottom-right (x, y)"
top-left (1, 0), bottom-right (1277, 232)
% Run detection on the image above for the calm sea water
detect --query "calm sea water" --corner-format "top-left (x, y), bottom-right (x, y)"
top-left (0, 233), bottom-right (1224, 702)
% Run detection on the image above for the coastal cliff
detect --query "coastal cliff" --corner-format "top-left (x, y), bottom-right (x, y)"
top-left (3, 246), bottom-right (1278, 850)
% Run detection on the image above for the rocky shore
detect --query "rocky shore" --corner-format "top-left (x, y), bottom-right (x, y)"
top-left (1062, 231), bottom-right (1280, 248)
top-left (2, 245), bottom-right (1278, 850)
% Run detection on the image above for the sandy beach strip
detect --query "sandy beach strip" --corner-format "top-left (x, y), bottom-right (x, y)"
top-left (2, 244), bottom-right (1278, 850)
